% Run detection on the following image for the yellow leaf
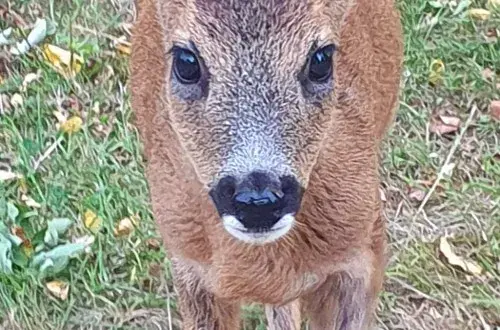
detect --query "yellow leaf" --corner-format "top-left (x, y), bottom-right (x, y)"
top-left (113, 36), bottom-right (131, 56)
top-left (23, 244), bottom-right (34, 258)
top-left (18, 177), bottom-right (28, 194)
top-left (114, 215), bottom-right (138, 237)
top-left (83, 210), bottom-right (102, 233)
top-left (60, 116), bottom-right (83, 134)
top-left (429, 59), bottom-right (445, 85)
top-left (115, 43), bottom-right (131, 56)
top-left (469, 8), bottom-right (491, 20)
top-left (439, 237), bottom-right (483, 275)
top-left (41, 44), bottom-right (83, 79)
top-left (46, 280), bottom-right (69, 300)
top-left (489, 0), bottom-right (500, 7)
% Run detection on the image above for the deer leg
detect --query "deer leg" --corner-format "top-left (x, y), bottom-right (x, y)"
top-left (265, 300), bottom-right (301, 330)
top-left (301, 256), bottom-right (384, 330)
top-left (170, 257), bottom-right (240, 330)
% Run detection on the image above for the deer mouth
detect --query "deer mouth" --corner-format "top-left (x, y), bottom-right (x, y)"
top-left (221, 213), bottom-right (295, 244)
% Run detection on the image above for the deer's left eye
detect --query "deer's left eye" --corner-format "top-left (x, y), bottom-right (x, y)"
top-left (308, 44), bottom-right (335, 83)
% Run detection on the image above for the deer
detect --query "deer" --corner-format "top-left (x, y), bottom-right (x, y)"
top-left (130, 0), bottom-right (403, 328)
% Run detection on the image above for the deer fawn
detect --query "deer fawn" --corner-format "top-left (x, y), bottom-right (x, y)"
top-left (130, 0), bottom-right (403, 328)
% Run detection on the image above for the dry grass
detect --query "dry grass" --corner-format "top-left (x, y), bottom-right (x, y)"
top-left (0, 0), bottom-right (498, 329)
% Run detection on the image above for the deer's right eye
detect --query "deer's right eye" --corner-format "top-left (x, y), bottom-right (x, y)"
top-left (173, 47), bottom-right (201, 84)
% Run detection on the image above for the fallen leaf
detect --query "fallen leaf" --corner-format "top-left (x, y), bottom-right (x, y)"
top-left (42, 44), bottom-right (84, 79)
top-left (83, 210), bottom-right (102, 233)
top-left (0, 27), bottom-right (12, 46)
top-left (490, 100), bottom-right (500, 121)
top-left (113, 36), bottom-right (131, 56)
top-left (53, 110), bottom-right (68, 124)
top-left (409, 188), bottom-right (426, 202)
top-left (60, 116), bottom-right (83, 134)
top-left (46, 280), bottom-right (69, 300)
top-left (148, 263), bottom-right (162, 278)
top-left (430, 123), bottom-right (458, 134)
top-left (114, 216), bottom-right (138, 237)
top-left (22, 244), bottom-right (34, 258)
top-left (21, 194), bottom-right (41, 208)
top-left (469, 8), bottom-right (491, 20)
top-left (439, 115), bottom-right (461, 127)
top-left (20, 72), bottom-right (40, 92)
top-left (10, 18), bottom-right (48, 55)
top-left (10, 93), bottom-right (23, 107)
top-left (442, 162), bottom-right (456, 177)
top-left (429, 59), bottom-right (445, 85)
top-left (482, 68), bottom-right (494, 81)
top-left (146, 238), bottom-right (161, 250)
top-left (18, 177), bottom-right (28, 194)
top-left (72, 235), bottom-right (95, 254)
top-left (11, 226), bottom-right (29, 246)
top-left (430, 115), bottom-right (460, 135)
top-left (0, 170), bottom-right (21, 182)
top-left (439, 237), bottom-right (483, 275)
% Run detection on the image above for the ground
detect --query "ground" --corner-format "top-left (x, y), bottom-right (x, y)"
top-left (0, 0), bottom-right (498, 329)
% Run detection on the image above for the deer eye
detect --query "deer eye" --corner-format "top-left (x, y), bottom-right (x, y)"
top-left (173, 47), bottom-right (201, 84)
top-left (308, 44), bottom-right (335, 82)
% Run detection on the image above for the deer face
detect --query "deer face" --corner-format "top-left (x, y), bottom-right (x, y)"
top-left (157, 0), bottom-right (353, 244)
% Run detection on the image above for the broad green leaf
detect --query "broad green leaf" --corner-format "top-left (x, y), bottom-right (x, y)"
top-left (44, 218), bottom-right (73, 246)
top-left (0, 235), bottom-right (13, 273)
top-left (48, 218), bottom-right (73, 235)
top-left (39, 258), bottom-right (54, 273)
top-left (32, 242), bottom-right (86, 267)
top-left (7, 202), bottom-right (19, 222)
top-left (44, 227), bottom-right (59, 247)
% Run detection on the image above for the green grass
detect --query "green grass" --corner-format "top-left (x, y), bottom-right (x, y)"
top-left (0, 0), bottom-right (499, 329)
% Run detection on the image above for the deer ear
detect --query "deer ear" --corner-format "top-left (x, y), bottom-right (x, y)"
top-left (130, 0), bottom-right (167, 161)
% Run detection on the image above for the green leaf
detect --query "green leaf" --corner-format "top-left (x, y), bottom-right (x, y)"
top-left (48, 218), bottom-right (73, 235)
top-left (44, 226), bottom-right (58, 247)
top-left (7, 202), bottom-right (19, 222)
top-left (11, 246), bottom-right (29, 268)
top-left (44, 218), bottom-right (73, 247)
top-left (0, 221), bottom-right (7, 234)
top-left (39, 258), bottom-right (54, 273)
top-left (32, 242), bottom-right (86, 267)
top-left (0, 235), bottom-right (13, 274)
top-left (51, 256), bottom-right (69, 274)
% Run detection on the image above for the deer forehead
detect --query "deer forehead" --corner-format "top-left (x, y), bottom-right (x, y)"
top-left (166, 0), bottom-right (348, 67)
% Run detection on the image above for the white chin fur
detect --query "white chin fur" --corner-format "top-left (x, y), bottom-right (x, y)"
top-left (222, 214), bottom-right (295, 245)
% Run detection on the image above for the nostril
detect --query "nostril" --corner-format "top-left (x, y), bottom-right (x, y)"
top-left (216, 176), bottom-right (237, 199)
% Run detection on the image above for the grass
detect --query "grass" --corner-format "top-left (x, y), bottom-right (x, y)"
top-left (0, 0), bottom-right (499, 329)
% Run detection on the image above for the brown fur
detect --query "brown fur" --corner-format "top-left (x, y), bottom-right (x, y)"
top-left (130, 0), bottom-right (403, 328)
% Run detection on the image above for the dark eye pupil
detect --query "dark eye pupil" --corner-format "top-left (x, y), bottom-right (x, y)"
top-left (173, 48), bottom-right (201, 84)
top-left (308, 45), bottom-right (335, 82)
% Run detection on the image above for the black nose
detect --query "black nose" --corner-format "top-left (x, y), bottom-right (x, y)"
top-left (209, 172), bottom-right (303, 231)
